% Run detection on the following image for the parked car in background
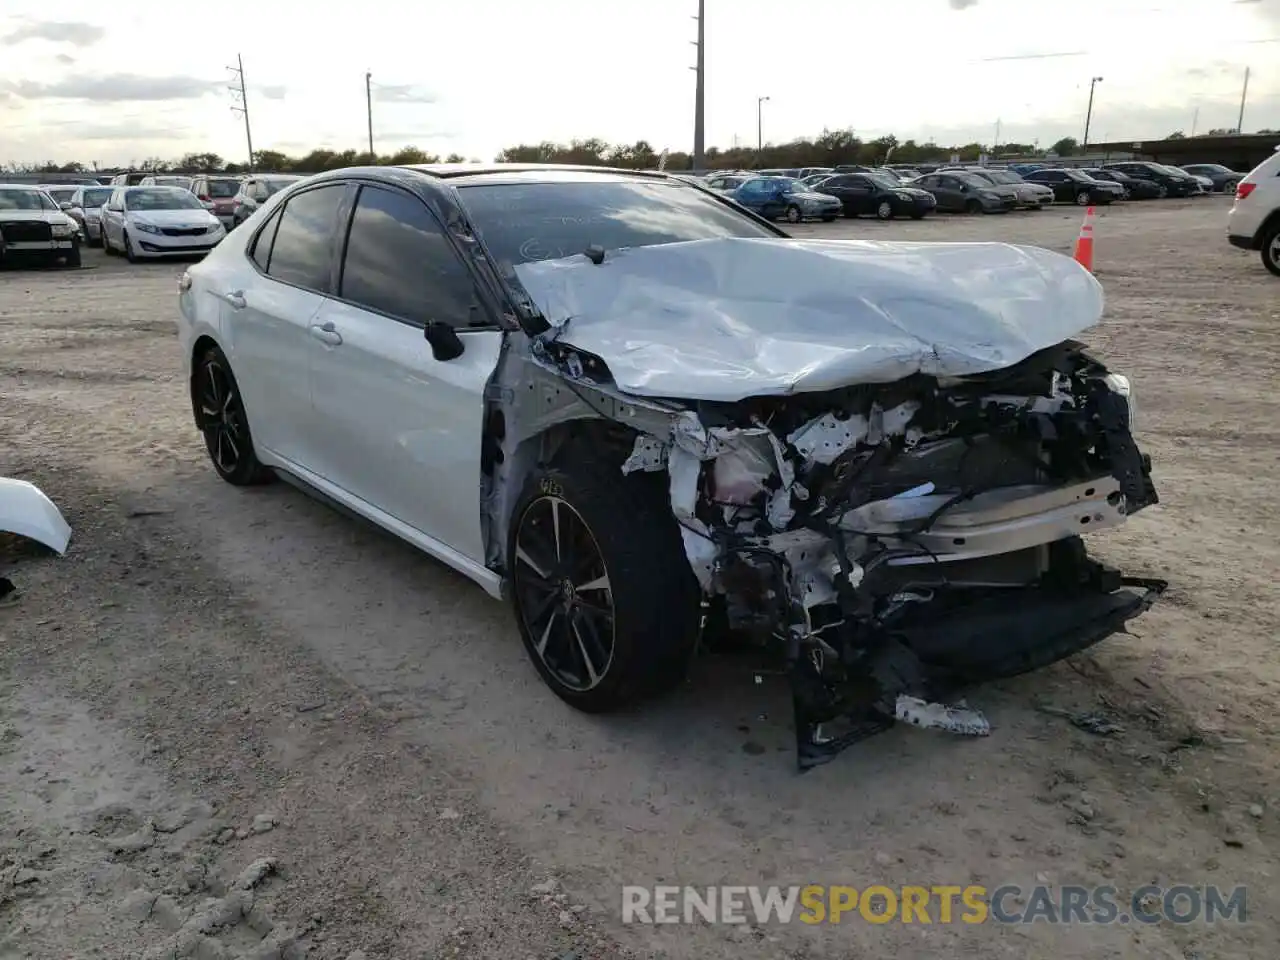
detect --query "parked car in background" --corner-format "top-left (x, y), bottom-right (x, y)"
top-left (704, 173), bottom-right (751, 193)
top-left (109, 171), bottom-right (151, 186)
top-left (727, 176), bottom-right (842, 222)
top-left (140, 175), bottom-right (195, 192)
top-left (65, 184), bottom-right (116, 245)
top-left (1101, 161), bottom-right (1198, 198)
top-left (39, 185), bottom-right (80, 211)
top-left (1180, 163), bottom-right (1245, 194)
top-left (1081, 168), bottom-right (1163, 200)
top-left (909, 171), bottom-right (1016, 213)
top-left (1227, 145), bottom-right (1280, 277)
top-left (963, 168), bottom-right (1054, 209)
top-left (796, 167), bottom-right (833, 179)
top-left (0, 184), bottom-right (82, 267)
top-left (799, 173), bottom-right (833, 187)
top-left (815, 171), bottom-right (936, 219)
top-left (100, 186), bottom-right (226, 262)
top-left (1022, 168), bottom-right (1120, 205)
top-left (231, 174), bottom-right (305, 227)
top-left (191, 175), bottom-right (246, 229)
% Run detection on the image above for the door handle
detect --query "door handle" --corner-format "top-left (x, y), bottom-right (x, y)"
top-left (222, 291), bottom-right (246, 309)
top-left (309, 321), bottom-right (342, 346)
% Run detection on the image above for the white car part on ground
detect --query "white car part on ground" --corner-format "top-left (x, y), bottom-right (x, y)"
top-left (0, 477), bottom-right (72, 554)
top-left (515, 236), bottom-right (1105, 402)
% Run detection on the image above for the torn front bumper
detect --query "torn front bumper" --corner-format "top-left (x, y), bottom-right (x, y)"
top-left (0, 477), bottom-right (72, 555)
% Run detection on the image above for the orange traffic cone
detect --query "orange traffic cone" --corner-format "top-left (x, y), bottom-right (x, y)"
top-left (1073, 206), bottom-right (1096, 272)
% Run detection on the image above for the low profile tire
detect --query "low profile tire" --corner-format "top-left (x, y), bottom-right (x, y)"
top-left (964, 198), bottom-right (982, 214)
top-left (123, 230), bottom-right (138, 263)
top-left (192, 345), bottom-right (273, 485)
top-left (1157, 185), bottom-right (1168, 199)
top-left (508, 447), bottom-right (699, 713)
top-left (1075, 190), bottom-right (1091, 206)
top-left (784, 204), bottom-right (803, 224)
top-left (1262, 224), bottom-right (1280, 278)
top-left (875, 199), bottom-right (894, 221)
top-left (64, 244), bottom-right (81, 268)
top-left (1222, 181), bottom-right (1238, 195)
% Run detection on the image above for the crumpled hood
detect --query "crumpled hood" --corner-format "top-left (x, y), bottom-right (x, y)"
top-left (514, 237), bottom-right (1105, 402)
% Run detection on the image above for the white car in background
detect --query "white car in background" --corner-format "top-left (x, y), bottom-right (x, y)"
top-left (101, 186), bottom-right (226, 261)
top-left (1227, 144), bottom-right (1280, 277)
top-left (139, 174), bottom-right (196, 192)
top-left (0, 183), bottom-right (82, 267)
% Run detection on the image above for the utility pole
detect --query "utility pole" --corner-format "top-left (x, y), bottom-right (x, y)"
top-left (1082, 75), bottom-right (1103, 150)
top-left (757, 95), bottom-right (770, 152)
top-left (994, 118), bottom-right (1001, 153)
top-left (1191, 105), bottom-right (1199, 137)
top-left (228, 54), bottom-right (254, 171)
top-left (1237, 66), bottom-right (1250, 134)
top-left (365, 72), bottom-right (374, 157)
top-left (690, 0), bottom-right (705, 171)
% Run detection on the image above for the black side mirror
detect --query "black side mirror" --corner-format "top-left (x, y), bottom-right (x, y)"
top-left (424, 321), bottom-right (465, 361)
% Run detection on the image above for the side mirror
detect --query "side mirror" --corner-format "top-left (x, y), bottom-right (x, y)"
top-left (424, 321), bottom-right (465, 362)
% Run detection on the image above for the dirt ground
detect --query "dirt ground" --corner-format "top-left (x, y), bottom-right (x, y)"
top-left (1, 197), bottom-right (1277, 960)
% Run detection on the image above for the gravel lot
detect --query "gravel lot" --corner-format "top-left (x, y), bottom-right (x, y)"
top-left (2, 197), bottom-right (1277, 960)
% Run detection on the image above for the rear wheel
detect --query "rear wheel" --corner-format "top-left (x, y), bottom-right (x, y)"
top-left (508, 446), bottom-right (699, 712)
top-left (1222, 180), bottom-right (1239, 195)
top-left (1262, 224), bottom-right (1280, 278)
top-left (875, 199), bottom-right (894, 220)
top-left (191, 345), bottom-right (273, 485)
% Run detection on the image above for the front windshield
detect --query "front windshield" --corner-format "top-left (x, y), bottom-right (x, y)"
top-left (775, 179), bottom-right (807, 193)
top-left (955, 173), bottom-right (991, 189)
top-left (154, 177), bottom-right (192, 189)
top-left (45, 187), bottom-right (77, 202)
top-left (264, 178), bottom-right (298, 196)
top-left (125, 188), bottom-right (205, 211)
top-left (867, 174), bottom-right (901, 190)
top-left (1064, 169), bottom-right (1092, 181)
top-left (985, 171), bottom-right (1021, 184)
top-left (0, 188), bottom-right (56, 212)
top-left (457, 178), bottom-right (777, 266)
top-left (82, 188), bottom-right (114, 207)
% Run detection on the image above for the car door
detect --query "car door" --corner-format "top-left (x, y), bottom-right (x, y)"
top-left (223, 182), bottom-right (346, 468)
top-left (733, 179), bottom-right (767, 214)
top-left (102, 189), bottom-right (125, 245)
top-left (306, 181), bottom-right (504, 563)
top-left (933, 176), bottom-right (964, 210)
top-left (817, 175), bottom-right (856, 215)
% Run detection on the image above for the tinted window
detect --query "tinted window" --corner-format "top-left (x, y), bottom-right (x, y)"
top-left (208, 179), bottom-right (241, 198)
top-left (340, 185), bottom-right (478, 328)
top-left (457, 178), bottom-right (777, 266)
top-left (265, 184), bottom-right (344, 292)
top-left (250, 209), bottom-right (282, 272)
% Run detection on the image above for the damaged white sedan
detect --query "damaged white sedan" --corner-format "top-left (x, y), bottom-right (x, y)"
top-left (176, 164), bottom-right (1162, 768)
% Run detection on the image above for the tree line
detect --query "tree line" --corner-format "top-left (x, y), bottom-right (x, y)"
top-left (6, 126), bottom-right (1277, 176)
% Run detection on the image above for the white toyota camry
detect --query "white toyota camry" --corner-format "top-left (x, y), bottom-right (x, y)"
top-left (102, 185), bottom-right (225, 261)
top-left (176, 164), bottom-right (1164, 768)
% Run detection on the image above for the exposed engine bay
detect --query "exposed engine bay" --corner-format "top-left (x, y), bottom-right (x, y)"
top-left (611, 339), bottom-right (1164, 768)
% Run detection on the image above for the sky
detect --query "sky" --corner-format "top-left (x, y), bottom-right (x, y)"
top-left (1, 0), bottom-right (1278, 167)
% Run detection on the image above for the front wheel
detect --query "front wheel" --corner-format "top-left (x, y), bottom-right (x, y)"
top-left (875, 199), bottom-right (894, 220)
top-left (192, 345), bottom-right (273, 485)
top-left (1156, 185), bottom-right (1168, 199)
top-left (1075, 190), bottom-right (1092, 206)
top-left (784, 205), bottom-right (802, 224)
top-left (508, 450), bottom-right (699, 712)
top-left (64, 244), bottom-right (81, 268)
top-left (1262, 225), bottom-right (1280, 278)
top-left (1222, 180), bottom-right (1239, 195)
top-left (964, 198), bottom-right (982, 214)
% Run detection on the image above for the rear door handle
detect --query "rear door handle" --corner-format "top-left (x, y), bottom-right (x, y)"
top-left (309, 321), bottom-right (342, 346)
top-left (223, 291), bottom-right (246, 309)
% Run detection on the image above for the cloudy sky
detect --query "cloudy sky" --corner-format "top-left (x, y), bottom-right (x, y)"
top-left (1, 0), bottom-right (1278, 167)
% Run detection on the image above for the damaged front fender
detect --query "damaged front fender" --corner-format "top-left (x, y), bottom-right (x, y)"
top-left (0, 477), bottom-right (72, 555)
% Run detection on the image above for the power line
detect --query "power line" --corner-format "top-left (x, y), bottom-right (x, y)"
top-left (980, 50), bottom-right (1088, 62)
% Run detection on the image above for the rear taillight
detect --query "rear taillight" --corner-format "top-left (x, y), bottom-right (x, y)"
top-left (198, 194), bottom-right (210, 202)
top-left (1236, 182), bottom-right (1255, 200)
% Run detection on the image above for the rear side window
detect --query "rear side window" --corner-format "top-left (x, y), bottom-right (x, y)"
top-left (263, 184), bottom-right (345, 293)
top-left (338, 184), bottom-right (478, 328)
top-left (249, 209), bottom-right (282, 272)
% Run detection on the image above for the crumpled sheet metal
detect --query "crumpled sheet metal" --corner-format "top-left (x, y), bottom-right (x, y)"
top-left (514, 236), bottom-right (1105, 402)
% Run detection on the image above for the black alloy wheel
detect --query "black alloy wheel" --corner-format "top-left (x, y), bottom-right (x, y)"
top-left (512, 494), bottom-right (615, 695)
top-left (193, 346), bottom-right (272, 485)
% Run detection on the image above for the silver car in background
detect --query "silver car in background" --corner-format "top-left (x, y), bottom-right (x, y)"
top-left (66, 185), bottom-right (116, 245)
